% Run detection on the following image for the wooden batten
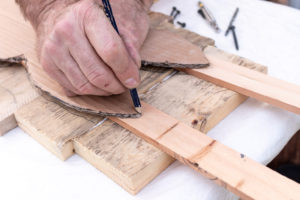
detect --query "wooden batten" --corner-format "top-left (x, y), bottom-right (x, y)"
top-left (111, 102), bottom-right (300, 200)
top-left (183, 53), bottom-right (300, 114)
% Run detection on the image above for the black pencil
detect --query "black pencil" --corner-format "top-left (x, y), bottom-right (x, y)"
top-left (102, 0), bottom-right (142, 113)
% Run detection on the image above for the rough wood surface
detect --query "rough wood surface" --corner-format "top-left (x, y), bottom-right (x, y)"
top-left (15, 95), bottom-right (104, 160)
top-left (14, 67), bottom-right (174, 160)
top-left (142, 46), bottom-right (267, 133)
top-left (0, 65), bottom-right (38, 135)
top-left (111, 102), bottom-right (300, 200)
top-left (73, 120), bottom-right (174, 194)
top-left (0, 5), bottom-right (39, 135)
top-left (183, 52), bottom-right (300, 114)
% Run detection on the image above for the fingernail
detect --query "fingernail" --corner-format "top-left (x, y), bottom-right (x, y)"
top-left (124, 78), bottom-right (138, 88)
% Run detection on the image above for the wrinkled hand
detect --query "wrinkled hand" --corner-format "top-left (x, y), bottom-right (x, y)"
top-left (38, 0), bottom-right (150, 96)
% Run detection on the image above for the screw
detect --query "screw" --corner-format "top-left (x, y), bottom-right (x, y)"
top-left (177, 21), bottom-right (186, 28)
top-left (173, 10), bottom-right (181, 20)
top-left (170, 6), bottom-right (177, 17)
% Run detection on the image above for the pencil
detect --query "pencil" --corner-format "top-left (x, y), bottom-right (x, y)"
top-left (102, 0), bottom-right (142, 113)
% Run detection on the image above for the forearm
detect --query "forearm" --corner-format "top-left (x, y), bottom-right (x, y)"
top-left (16, 0), bottom-right (154, 28)
top-left (15, 0), bottom-right (77, 30)
top-left (140, 0), bottom-right (154, 11)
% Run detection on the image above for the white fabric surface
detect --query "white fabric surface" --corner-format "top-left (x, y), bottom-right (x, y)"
top-left (1, 0), bottom-right (300, 200)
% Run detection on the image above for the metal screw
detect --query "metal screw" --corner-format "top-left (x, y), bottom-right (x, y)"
top-left (173, 10), bottom-right (181, 20)
top-left (170, 6), bottom-right (177, 17)
top-left (177, 21), bottom-right (186, 28)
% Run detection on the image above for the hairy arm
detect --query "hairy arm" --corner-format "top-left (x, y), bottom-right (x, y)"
top-left (15, 0), bottom-right (154, 96)
top-left (16, 0), bottom-right (153, 29)
top-left (15, 0), bottom-right (77, 30)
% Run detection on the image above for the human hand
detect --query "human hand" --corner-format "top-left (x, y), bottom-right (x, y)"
top-left (37, 0), bottom-right (151, 96)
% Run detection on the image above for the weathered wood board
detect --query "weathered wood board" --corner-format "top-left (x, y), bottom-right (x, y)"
top-left (0, 65), bottom-right (38, 135)
top-left (0, 1), bottom-right (39, 135)
top-left (0, 1), bottom-right (268, 195)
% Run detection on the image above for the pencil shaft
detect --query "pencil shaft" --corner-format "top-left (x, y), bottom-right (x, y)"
top-left (101, 0), bottom-right (142, 111)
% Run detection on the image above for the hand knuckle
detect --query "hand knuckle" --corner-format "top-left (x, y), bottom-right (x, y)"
top-left (54, 19), bottom-right (74, 39)
top-left (76, 82), bottom-right (92, 95)
top-left (62, 62), bottom-right (74, 75)
top-left (43, 41), bottom-right (57, 55)
top-left (87, 70), bottom-right (107, 86)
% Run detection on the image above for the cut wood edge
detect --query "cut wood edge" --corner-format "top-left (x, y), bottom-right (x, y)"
top-left (0, 114), bottom-right (17, 136)
top-left (111, 102), bottom-right (300, 200)
top-left (73, 139), bottom-right (174, 194)
top-left (14, 111), bottom-right (74, 160)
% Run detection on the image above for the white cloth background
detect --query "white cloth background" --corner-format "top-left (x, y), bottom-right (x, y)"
top-left (1, 0), bottom-right (300, 200)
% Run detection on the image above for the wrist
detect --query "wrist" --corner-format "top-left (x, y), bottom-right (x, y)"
top-left (16, 0), bottom-right (75, 30)
top-left (37, 0), bottom-right (78, 30)
top-left (140, 0), bottom-right (154, 11)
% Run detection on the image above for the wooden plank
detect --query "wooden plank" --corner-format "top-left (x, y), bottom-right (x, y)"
top-left (0, 65), bottom-right (38, 136)
top-left (14, 95), bottom-right (104, 160)
top-left (73, 120), bottom-right (174, 194)
top-left (14, 67), bottom-right (173, 160)
top-left (14, 67), bottom-right (175, 193)
top-left (183, 52), bottom-right (300, 114)
top-left (111, 102), bottom-right (300, 200)
top-left (0, 2), bottom-right (39, 135)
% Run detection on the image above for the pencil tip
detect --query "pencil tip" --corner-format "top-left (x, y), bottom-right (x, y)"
top-left (135, 107), bottom-right (142, 114)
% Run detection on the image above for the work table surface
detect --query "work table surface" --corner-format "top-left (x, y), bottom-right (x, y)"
top-left (1, 0), bottom-right (300, 200)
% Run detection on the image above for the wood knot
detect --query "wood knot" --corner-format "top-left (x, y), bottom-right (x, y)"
top-left (192, 119), bottom-right (198, 126)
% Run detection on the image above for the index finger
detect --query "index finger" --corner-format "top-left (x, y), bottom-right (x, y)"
top-left (83, 5), bottom-right (140, 89)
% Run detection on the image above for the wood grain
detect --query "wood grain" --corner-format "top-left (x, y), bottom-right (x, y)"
top-left (143, 46), bottom-right (267, 133)
top-left (15, 95), bottom-right (104, 160)
top-left (73, 120), bottom-right (174, 194)
top-left (183, 52), bottom-right (300, 114)
top-left (0, 65), bottom-right (38, 135)
top-left (0, 5), bottom-right (39, 135)
top-left (111, 102), bottom-right (300, 200)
